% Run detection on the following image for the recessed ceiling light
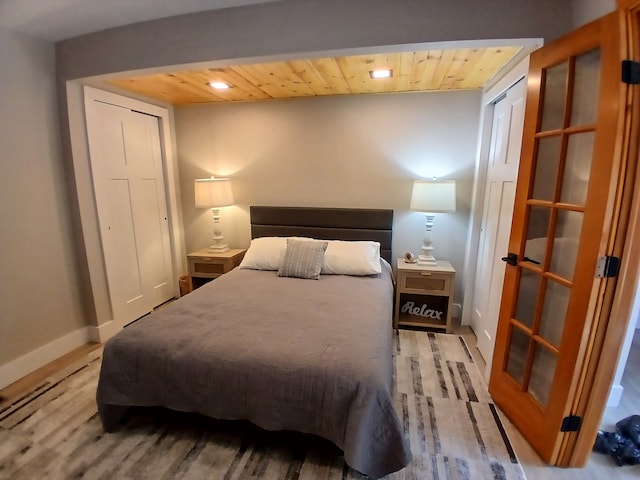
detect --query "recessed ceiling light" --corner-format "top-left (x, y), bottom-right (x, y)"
top-left (370, 69), bottom-right (393, 79)
top-left (209, 81), bottom-right (230, 89)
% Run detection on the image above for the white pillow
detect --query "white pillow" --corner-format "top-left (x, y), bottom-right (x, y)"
top-left (238, 236), bottom-right (287, 271)
top-left (322, 240), bottom-right (382, 276)
top-left (239, 237), bottom-right (382, 276)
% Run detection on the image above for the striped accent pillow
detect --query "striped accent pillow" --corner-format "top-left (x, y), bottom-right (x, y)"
top-left (278, 238), bottom-right (328, 280)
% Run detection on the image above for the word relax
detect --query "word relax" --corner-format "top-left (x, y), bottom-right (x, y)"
top-left (401, 301), bottom-right (444, 319)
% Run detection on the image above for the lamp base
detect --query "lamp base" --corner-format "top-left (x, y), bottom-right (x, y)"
top-left (417, 254), bottom-right (438, 266)
top-left (208, 244), bottom-right (230, 253)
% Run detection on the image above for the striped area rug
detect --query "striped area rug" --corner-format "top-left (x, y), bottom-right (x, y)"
top-left (0, 331), bottom-right (526, 479)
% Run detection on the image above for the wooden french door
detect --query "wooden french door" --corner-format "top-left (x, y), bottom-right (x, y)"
top-left (489, 11), bottom-right (629, 464)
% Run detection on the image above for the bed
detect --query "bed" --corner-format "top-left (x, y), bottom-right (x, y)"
top-left (96, 206), bottom-right (411, 478)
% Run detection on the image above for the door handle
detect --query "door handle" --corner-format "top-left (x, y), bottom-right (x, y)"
top-left (523, 256), bottom-right (541, 265)
top-left (501, 252), bottom-right (518, 266)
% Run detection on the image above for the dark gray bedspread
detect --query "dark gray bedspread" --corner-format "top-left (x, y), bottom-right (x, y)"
top-left (96, 267), bottom-right (411, 478)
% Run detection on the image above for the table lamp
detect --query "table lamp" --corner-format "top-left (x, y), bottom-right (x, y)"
top-left (410, 179), bottom-right (456, 265)
top-left (194, 177), bottom-right (234, 252)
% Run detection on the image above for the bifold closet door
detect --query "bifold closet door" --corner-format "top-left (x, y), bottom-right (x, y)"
top-left (472, 78), bottom-right (526, 373)
top-left (85, 100), bottom-right (174, 326)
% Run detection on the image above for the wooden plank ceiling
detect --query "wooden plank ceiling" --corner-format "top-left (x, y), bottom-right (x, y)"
top-left (107, 46), bottom-right (522, 104)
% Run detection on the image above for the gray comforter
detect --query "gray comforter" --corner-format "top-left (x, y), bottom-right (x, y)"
top-left (96, 267), bottom-right (411, 478)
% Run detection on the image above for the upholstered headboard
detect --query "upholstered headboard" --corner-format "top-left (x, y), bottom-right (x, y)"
top-left (250, 206), bottom-right (393, 263)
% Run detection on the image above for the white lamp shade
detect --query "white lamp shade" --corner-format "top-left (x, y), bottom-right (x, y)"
top-left (194, 177), bottom-right (234, 208)
top-left (410, 180), bottom-right (456, 213)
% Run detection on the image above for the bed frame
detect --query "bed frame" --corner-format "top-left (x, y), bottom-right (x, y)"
top-left (250, 206), bottom-right (393, 263)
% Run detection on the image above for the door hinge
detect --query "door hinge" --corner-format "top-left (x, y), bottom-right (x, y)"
top-left (622, 60), bottom-right (640, 85)
top-left (596, 256), bottom-right (620, 278)
top-left (561, 415), bottom-right (582, 432)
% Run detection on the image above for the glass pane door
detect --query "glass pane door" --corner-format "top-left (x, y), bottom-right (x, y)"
top-left (505, 51), bottom-right (599, 408)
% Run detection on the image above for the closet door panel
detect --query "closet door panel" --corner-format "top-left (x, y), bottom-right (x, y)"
top-left (122, 112), bottom-right (173, 307)
top-left (85, 100), bottom-right (174, 327)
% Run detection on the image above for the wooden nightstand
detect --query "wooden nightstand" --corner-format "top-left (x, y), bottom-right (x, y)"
top-left (187, 248), bottom-right (246, 290)
top-left (394, 259), bottom-right (456, 333)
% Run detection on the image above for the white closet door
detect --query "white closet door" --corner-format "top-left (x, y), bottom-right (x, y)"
top-left (85, 100), bottom-right (174, 327)
top-left (472, 79), bottom-right (526, 371)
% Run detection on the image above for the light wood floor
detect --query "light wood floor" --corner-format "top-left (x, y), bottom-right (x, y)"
top-left (2, 327), bottom-right (638, 479)
top-left (456, 323), bottom-right (640, 480)
top-left (0, 342), bottom-right (102, 406)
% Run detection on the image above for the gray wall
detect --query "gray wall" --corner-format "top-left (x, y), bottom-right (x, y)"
top-left (3, 0), bottom-right (578, 383)
top-left (56, 0), bottom-right (572, 331)
top-left (570, 0), bottom-right (616, 28)
top-left (175, 91), bottom-right (481, 303)
top-left (0, 28), bottom-right (86, 368)
top-left (56, 0), bottom-right (571, 81)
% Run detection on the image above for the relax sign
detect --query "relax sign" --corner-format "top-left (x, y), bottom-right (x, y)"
top-left (401, 301), bottom-right (444, 320)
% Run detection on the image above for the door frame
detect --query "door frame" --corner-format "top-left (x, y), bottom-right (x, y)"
top-left (67, 84), bottom-right (186, 342)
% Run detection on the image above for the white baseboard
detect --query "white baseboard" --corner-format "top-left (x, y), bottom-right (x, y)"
top-left (87, 319), bottom-right (120, 343)
top-left (0, 327), bottom-right (92, 390)
top-left (607, 384), bottom-right (624, 407)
